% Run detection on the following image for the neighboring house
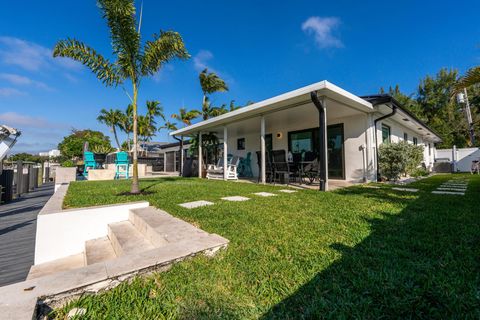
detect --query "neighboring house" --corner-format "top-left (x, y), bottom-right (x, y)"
top-left (38, 149), bottom-right (61, 158)
top-left (170, 81), bottom-right (441, 189)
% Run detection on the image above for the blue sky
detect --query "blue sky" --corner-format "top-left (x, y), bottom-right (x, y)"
top-left (1, 0), bottom-right (479, 153)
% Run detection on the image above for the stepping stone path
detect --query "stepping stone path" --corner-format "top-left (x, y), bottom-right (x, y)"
top-left (279, 189), bottom-right (297, 193)
top-left (392, 187), bottom-right (419, 192)
top-left (432, 179), bottom-right (469, 196)
top-left (179, 200), bottom-right (214, 209)
top-left (221, 196), bottom-right (250, 201)
top-left (253, 192), bottom-right (277, 197)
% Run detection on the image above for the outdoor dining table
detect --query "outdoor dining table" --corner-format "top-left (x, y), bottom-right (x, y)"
top-left (288, 161), bottom-right (316, 184)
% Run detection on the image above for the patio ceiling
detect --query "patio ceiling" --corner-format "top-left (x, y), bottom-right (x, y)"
top-left (170, 80), bottom-right (373, 136)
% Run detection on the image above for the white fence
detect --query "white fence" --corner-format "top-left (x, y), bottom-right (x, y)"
top-left (436, 147), bottom-right (480, 172)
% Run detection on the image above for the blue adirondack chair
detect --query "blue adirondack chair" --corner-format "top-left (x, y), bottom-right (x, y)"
top-left (83, 152), bottom-right (98, 177)
top-left (115, 152), bottom-right (130, 179)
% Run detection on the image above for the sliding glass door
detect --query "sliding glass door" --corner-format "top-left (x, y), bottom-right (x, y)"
top-left (288, 124), bottom-right (344, 179)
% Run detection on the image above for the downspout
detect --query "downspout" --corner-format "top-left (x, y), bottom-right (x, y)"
top-left (310, 92), bottom-right (327, 191)
top-left (373, 104), bottom-right (397, 181)
top-left (172, 134), bottom-right (183, 176)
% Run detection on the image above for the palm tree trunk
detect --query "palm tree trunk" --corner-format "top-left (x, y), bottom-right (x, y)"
top-left (112, 126), bottom-right (121, 150)
top-left (202, 94), bottom-right (208, 120)
top-left (131, 82), bottom-right (140, 194)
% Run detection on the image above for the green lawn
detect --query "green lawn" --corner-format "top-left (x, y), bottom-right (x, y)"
top-left (55, 174), bottom-right (480, 319)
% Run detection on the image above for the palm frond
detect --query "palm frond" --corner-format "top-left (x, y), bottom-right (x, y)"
top-left (199, 68), bottom-right (228, 95)
top-left (454, 66), bottom-right (480, 93)
top-left (97, 0), bottom-right (140, 79)
top-left (141, 31), bottom-right (189, 76)
top-left (53, 38), bottom-right (121, 86)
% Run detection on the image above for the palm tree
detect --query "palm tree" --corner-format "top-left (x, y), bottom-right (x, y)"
top-left (53, 0), bottom-right (189, 194)
top-left (118, 105), bottom-right (134, 151)
top-left (97, 108), bottom-right (123, 150)
top-left (199, 68), bottom-right (228, 120)
top-left (454, 66), bottom-right (480, 93)
top-left (171, 108), bottom-right (201, 175)
top-left (146, 100), bottom-right (165, 125)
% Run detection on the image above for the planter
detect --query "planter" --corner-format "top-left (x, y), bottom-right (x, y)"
top-left (94, 153), bottom-right (107, 168)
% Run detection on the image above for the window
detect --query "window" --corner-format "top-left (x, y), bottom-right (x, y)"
top-left (289, 130), bottom-right (313, 153)
top-left (403, 132), bottom-right (408, 141)
top-left (237, 138), bottom-right (245, 150)
top-left (413, 137), bottom-right (418, 145)
top-left (428, 143), bottom-right (431, 155)
top-left (381, 124), bottom-right (391, 144)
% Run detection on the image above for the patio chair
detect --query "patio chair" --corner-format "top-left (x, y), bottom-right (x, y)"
top-left (206, 156), bottom-right (240, 180)
top-left (256, 151), bottom-right (273, 182)
top-left (471, 159), bottom-right (480, 175)
top-left (238, 152), bottom-right (253, 178)
top-left (272, 150), bottom-right (293, 184)
top-left (83, 151), bottom-right (98, 177)
top-left (115, 152), bottom-right (130, 179)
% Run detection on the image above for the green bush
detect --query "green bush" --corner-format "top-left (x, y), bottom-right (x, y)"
top-left (379, 141), bottom-right (424, 181)
top-left (411, 167), bottom-right (429, 178)
top-left (61, 159), bottom-right (75, 167)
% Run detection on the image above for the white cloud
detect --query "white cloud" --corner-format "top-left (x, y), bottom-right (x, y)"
top-left (0, 112), bottom-right (67, 129)
top-left (0, 36), bottom-right (83, 72)
top-left (301, 16), bottom-right (343, 49)
top-left (0, 87), bottom-right (26, 97)
top-left (193, 50), bottom-right (215, 72)
top-left (0, 73), bottom-right (53, 91)
top-left (152, 64), bottom-right (174, 83)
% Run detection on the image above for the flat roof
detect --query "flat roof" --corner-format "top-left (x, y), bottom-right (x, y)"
top-left (170, 80), bottom-right (373, 136)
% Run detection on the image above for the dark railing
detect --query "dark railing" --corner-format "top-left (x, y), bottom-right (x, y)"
top-left (0, 161), bottom-right (45, 204)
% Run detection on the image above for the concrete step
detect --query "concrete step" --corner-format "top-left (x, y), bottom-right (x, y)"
top-left (108, 221), bottom-right (155, 256)
top-left (85, 237), bottom-right (117, 265)
top-left (130, 206), bottom-right (210, 244)
top-left (27, 253), bottom-right (85, 280)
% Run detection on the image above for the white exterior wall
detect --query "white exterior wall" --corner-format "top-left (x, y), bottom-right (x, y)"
top-left (226, 113), bottom-right (371, 182)
top-left (377, 118), bottom-right (435, 169)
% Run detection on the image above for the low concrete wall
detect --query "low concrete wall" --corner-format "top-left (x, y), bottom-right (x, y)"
top-left (35, 184), bottom-right (149, 264)
top-left (88, 168), bottom-right (116, 181)
top-left (54, 167), bottom-right (76, 192)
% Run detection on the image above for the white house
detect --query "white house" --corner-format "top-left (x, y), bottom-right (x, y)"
top-left (170, 81), bottom-right (441, 190)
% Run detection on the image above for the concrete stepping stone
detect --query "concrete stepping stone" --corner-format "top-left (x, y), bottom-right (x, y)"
top-left (391, 187), bottom-right (419, 192)
top-left (279, 189), bottom-right (297, 193)
top-left (437, 188), bottom-right (467, 192)
top-left (221, 196), bottom-right (250, 201)
top-left (432, 191), bottom-right (465, 195)
top-left (364, 185), bottom-right (381, 189)
top-left (179, 200), bottom-right (214, 209)
top-left (253, 192), bottom-right (276, 197)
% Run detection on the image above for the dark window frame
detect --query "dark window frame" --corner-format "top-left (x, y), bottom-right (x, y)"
top-left (413, 137), bottom-right (418, 145)
top-left (381, 124), bottom-right (391, 144)
top-left (403, 132), bottom-right (408, 141)
top-left (237, 138), bottom-right (245, 150)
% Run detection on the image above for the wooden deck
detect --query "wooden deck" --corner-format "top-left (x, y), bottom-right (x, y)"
top-left (0, 183), bottom-right (54, 287)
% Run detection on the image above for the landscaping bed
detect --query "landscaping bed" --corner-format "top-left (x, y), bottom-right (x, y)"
top-left (55, 174), bottom-right (480, 319)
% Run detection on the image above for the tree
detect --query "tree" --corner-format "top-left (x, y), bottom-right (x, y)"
top-left (199, 68), bottom-right (228, 120)
top-left (58, 129), bottom-right (112, 160)
top-left (118, 104), bottom-right (133, 151)
top-left (454, 66), bottom-right (480, 93)
top-left (170, 108), bottom-right (200, 175)
top-left (97, 108), bottom-right (123, 150)
top-left (378, 141), bottom-right (423, 181)
top-left (53, 0), bottom-right (189, 194)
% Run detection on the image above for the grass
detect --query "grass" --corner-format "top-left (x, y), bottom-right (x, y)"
top-left (55, 174), bottom-right (480, 319)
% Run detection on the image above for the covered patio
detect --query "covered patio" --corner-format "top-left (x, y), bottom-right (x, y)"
top-left (171, 81), bottom-right (375, 191)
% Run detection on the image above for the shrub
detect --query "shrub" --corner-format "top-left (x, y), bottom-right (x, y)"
top-left (411, 167), bottom-right (429, 178)
top-left (379, 141), bottom-right (424, 181)
top-left (61, 159), bottom-right (75, 167)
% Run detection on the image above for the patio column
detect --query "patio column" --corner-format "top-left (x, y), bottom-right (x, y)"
top-left (198, 132), bottom-right (202, 178)
top-left (260, 115), bottom-right (266, 184)
top-left (310, 92), bottom-right (328, 191)
top-left (223, 126), bottom-right (228, 180)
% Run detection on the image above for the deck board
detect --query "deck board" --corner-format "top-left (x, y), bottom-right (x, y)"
top-left (0, 183), bottom-right (54, 287)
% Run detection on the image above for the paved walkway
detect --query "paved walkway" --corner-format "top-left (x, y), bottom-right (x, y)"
top-left (0, 183), bottom-right (54, 287)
